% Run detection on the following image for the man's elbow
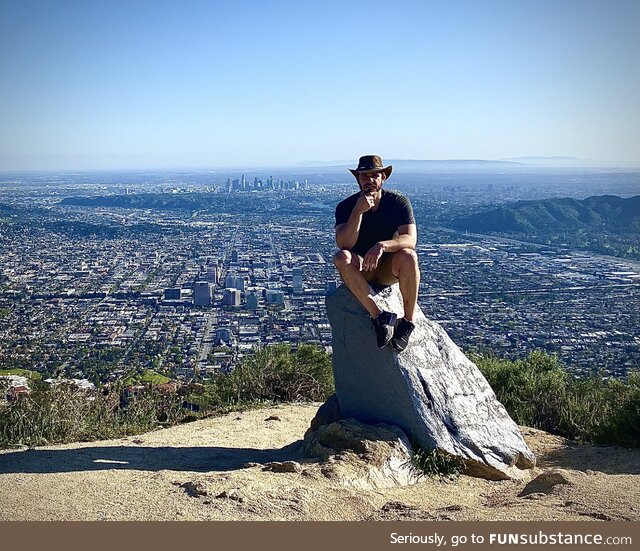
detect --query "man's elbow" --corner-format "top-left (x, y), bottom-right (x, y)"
top-left (336, 235), bottom-right (348, 250)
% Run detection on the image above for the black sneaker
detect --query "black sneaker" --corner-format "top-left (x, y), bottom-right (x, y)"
top-left (392, 318), bottom-right (415, 352)
top-left (372, 311), bottom-right (397, 348)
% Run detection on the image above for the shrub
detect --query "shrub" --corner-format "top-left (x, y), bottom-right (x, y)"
top-left (475, 350), bottom-right (566, 432)
top-left (0, 382), bottom-right (183, 448)
top-left (0, 343), bottom-right (335, 449)
top-left (210, 343), bottom-right (334, 407)
top-left (594, 371), bottom-right (640, 447)
top-left (5, 343), bottom-right (636, 451)
top-left (411, 444), bottom-right (465, 478)
top-left (474, 350), bottom-right (640, 447)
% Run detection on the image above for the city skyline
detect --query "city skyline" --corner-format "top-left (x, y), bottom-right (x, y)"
top-left (1, 0), bottom-right (640, 170)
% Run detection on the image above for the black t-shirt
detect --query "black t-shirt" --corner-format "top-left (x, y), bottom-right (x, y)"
top-left (335, 189), bottom-right (416, 256)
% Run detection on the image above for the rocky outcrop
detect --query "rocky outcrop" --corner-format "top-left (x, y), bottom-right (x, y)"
top-left (519, 469), bottom-right (585, 497)
top-left (302, 418), bottom-right (423, 490)
top-left (304, 393), bottom-right (342, 438)
top-left (325, 283), bottom-right (536, 480)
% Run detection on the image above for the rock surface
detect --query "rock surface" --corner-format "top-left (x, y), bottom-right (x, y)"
top-left (519, 469), bottom-right (584, 496)
top-left (326, 283), bottom-right (536, 480)
top-left (304, 393), bottom-right (342, 438)
top-left (302, 418), bottom-right (423, 490)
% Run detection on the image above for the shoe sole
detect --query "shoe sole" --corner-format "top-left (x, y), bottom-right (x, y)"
top-left (392, 319), bottom-right (413, 352)
top-left (392, 339), bottom-right (408, 352)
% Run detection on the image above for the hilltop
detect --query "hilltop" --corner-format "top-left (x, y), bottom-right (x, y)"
top-left (449, 195), bottom-right (640, 259)
top-left (1, 403), bottom-right (638, 521)
top-left (451, 195), bottom-right (640, 234)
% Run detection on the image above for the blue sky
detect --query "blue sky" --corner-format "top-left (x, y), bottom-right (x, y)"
top-left (1, 0), bottom-right (639, 170)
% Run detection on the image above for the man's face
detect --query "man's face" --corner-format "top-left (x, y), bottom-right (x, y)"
top-left (357, 171), bottom-right (385, 195)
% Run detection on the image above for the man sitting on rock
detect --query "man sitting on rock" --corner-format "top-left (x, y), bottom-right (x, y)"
top-left (334, 155), bottom-right (420, 352)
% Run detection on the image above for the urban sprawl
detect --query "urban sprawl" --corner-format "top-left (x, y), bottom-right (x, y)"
top-left (0, 173), bottom-right (638, 385)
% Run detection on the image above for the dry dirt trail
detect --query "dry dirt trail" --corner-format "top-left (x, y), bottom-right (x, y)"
top-left (1, 403), bottom-right (638, 521)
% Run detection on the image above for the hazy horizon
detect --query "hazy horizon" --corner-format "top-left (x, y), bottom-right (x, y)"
top-left (2, 157), bottom-right (640, 175)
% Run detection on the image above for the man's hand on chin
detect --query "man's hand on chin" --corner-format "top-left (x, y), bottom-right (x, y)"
top-left (363, 242), bottom-right (385, 271)
top-left (355, 192), bottom-right (375, 214)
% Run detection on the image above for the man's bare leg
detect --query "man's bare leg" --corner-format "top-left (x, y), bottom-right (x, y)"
top-left (391, 248), bottom-right (420, 321)
top-left (333, 250), bottom-right (381, 318)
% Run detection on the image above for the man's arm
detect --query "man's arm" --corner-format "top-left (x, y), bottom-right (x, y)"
top-left (362, 224), bottom-right (417, 271)
top-left (379, 223), bottom-right (417, 251)
top-left (335, 193), bottom-right (375, 249)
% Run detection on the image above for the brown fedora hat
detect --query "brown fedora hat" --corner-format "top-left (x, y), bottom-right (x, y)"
top-left (348, 155), bottom-right (392, 180)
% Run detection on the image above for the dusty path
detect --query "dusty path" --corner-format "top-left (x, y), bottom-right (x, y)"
top-left (1, 403), bottom-right (638, 521)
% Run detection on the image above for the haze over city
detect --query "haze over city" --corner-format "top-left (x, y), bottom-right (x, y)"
top-left (1, 0), bottom-right (639, 170)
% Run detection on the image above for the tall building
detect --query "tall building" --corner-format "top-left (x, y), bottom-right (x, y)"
top-left (193, 281), bottom-right (211, 307)
top-left (245, 291), bottom-right (259, 310)
top-left (266, 289), bottom-right (285, 306)
top-left (225, 273), bottom-right (245, 291)
top-left (234, 276), bottom-right (245, 292)
top-left (231, 249), bottom-right (239, 263)
top-left (205, 268), bottom-right (217, 284)
top-left (292, 267), bottom-right (303, 295)
top-left (223, 288), bottom-right (241, 307)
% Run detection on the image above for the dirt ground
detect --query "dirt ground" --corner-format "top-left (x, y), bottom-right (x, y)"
top-left (1, 403), bottom-right (638, 521)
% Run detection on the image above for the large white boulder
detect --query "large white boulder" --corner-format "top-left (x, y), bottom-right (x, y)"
top-left (325, 283), bottom-right (536, 480)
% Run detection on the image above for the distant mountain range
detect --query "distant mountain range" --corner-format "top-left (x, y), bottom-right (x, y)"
top-left (502, 156), bottom-right (580, 163)
top-left (295, 157), bottom-right (623, 169)
top-left (450, 195), bottom-right (639, 234)
top-left (296, 159), bottom-right (520, 169)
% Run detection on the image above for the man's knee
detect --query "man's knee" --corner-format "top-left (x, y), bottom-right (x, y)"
top-left (333, 249), bottom-right (354, 269)
top-left (394, 248), bottom-right (419, 273)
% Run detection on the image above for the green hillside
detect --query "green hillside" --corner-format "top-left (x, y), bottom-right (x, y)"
top-left (450, 195), bottom-right (640, 258)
